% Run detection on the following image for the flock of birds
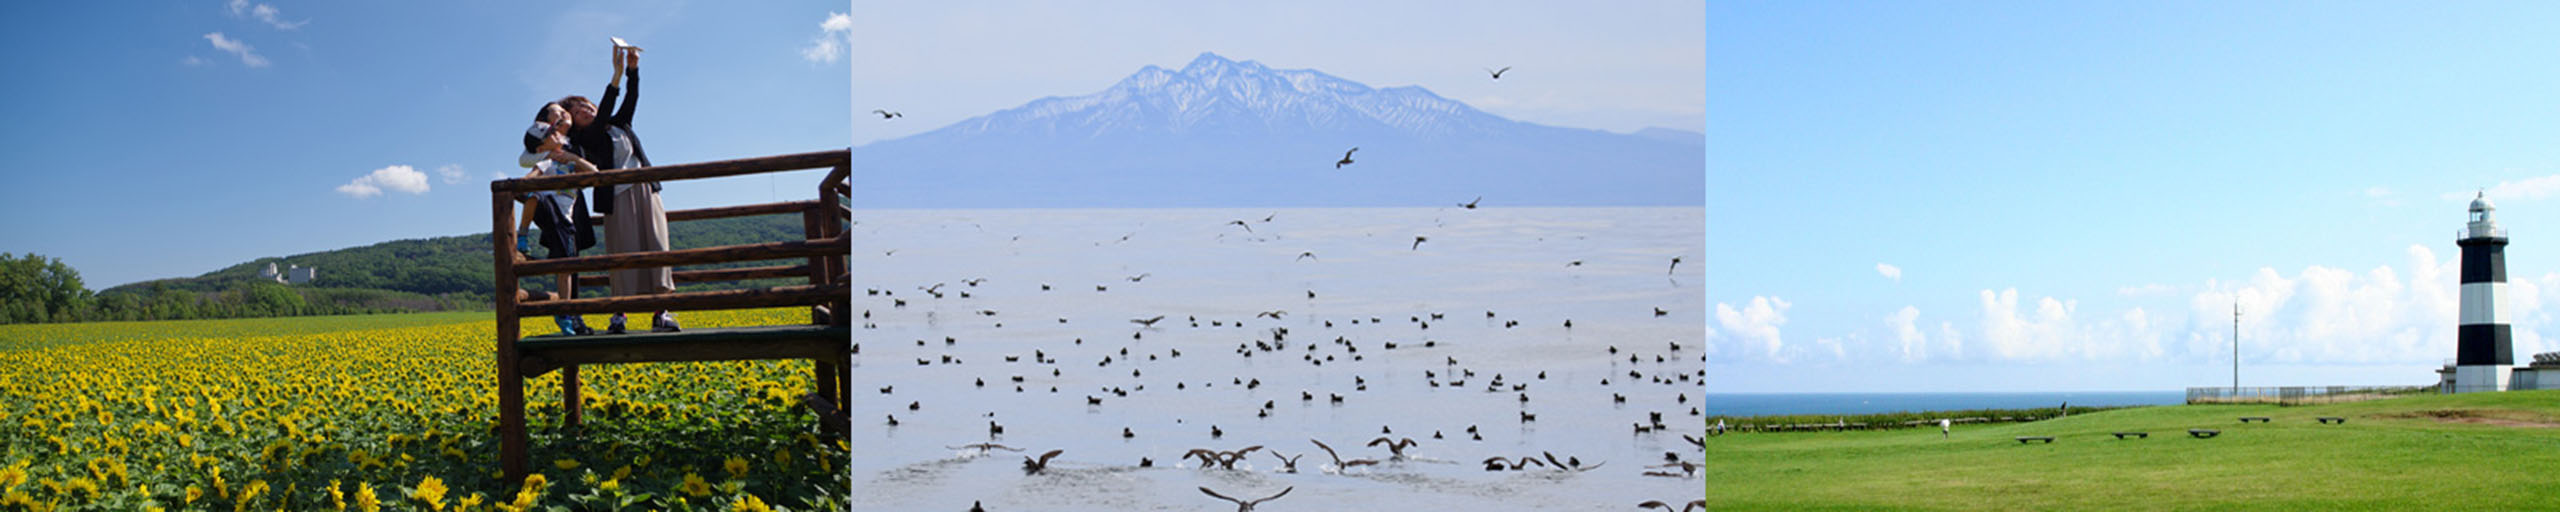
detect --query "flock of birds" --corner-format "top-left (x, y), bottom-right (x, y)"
top-left (851, 65), bottom-right (1705, 511)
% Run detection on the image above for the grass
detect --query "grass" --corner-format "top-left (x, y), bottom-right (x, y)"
top-left (1706, 390), bottom-right (2560, 510)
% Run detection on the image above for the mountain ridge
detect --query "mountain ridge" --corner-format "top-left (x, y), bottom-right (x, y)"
top-left (854, 52), bottom-right (1702, 208)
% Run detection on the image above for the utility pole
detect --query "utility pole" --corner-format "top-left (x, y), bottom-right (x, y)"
top-left (2233, 300), bottom-right (2240, 392)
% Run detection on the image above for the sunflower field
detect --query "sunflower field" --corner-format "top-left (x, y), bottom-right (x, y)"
top-left (0, 309), bottom-right (848, 511)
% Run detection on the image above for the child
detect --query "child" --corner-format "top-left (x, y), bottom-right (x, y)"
top-left (518, 103), bottom-right (600, 335)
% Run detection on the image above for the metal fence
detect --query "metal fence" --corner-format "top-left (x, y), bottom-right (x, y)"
top-left (2185, 385), bottom-right (2427, 405)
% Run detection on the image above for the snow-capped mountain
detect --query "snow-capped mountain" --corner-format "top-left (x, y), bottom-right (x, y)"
top-left (855, 52), bottom-right (1702, 208)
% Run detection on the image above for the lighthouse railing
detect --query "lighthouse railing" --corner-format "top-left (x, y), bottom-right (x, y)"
top-left (2184, 385), bottom-right (2428, 405)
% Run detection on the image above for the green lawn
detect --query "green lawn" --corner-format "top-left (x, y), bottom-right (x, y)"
top-left (1706, 391), bottom-right (2560, 510)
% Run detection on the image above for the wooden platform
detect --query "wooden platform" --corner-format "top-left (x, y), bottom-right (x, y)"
top-left (517, 324), bottom-right (850, 377)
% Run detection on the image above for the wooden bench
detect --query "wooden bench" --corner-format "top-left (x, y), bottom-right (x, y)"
top-left (2015, 436), bottom-right (2054, 444)
top-left (2110, 432), bottom-right (2148, 439)
top-left (490, 150), bottom-right (851, 481)
top-left (2188, 429), bottom-right (2220, 438)
top-left (2238, 417), bottom-right (2271, 423)
top-left (2317, 417), bottom-right (2346, 424)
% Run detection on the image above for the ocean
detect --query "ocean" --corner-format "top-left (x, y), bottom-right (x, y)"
top-left (844, 207), bottom-right (1705, 511)
top-left (1701, 391), bottom-right (2187, 417)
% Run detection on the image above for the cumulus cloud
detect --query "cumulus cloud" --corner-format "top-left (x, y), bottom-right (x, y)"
top-left (436, 164), bottom-right (466, 185)
top-left (227, 0), bottom-right (307, 30)
top-left (1887, 306), bottom-right (1926, 362)
top-left (1979, 288), bottom-right (2076, 361)
top-left (1876, 263), bottom-right (1902, 282)
top-left (801, 12), bottom-right (852, 63)
top-left (2182, 245), bottom-right (2459, 365)
top-left (337, 165), bottom-right (430, 198)
top-left (203, 32), bottom-right (268, 68)
top-left (1714, 296), bottom-right (1790, 363)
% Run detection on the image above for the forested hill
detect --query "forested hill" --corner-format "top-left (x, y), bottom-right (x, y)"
top-left (101, 214), bottom-right (814, 299)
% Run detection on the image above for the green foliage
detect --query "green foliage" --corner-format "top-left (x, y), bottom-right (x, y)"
top-left (9, 214), bottom-right (829, 324)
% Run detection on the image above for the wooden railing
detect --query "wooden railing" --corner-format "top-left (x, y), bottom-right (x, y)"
top-left (488, 149), bottom-right (850, 481)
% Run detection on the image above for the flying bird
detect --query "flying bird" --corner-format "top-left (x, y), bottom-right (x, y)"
top-left (1199, 486), bottom-right (1294, 512)
top-left (1637, 499), bottom-right (1707, 512)
top-left (1486, 66), bottom-right (1511, 80)
top-left (1257, 310), bottom-right (1287, 320)
top-left (1021, 449), bottom-right (1064, 474)
top-left (1668, 256), bottom-right (1683, 275)
top-left (1336, 147), bottom-right (1358, 169)
top-left (1227, 220), bottom-right (1254, 233)
top-left (1309, 438), bottom-right (1381, 471)
top-left (1412, 236), bottom-right (1428, 250)
top-left (1132, 315), bottom-right (1166, 327)
top-left (871, 109), bottom-right (902, 119)
top-left (1366, 437), bottom-right (1420, 459)
top-left (1459, 196), bottom-right (1481, 209)
top-left (1269, 451), bottom-right (1304, 473)
top-left (1296, 251), bottom-right (1318, 261)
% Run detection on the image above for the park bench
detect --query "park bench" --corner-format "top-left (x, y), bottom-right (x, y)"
top-left (2188, 429), bottom-right (2220, 438)
top-left (2110, 432), bottom-right (2148, 439)
top-left (490, 149), bottom-right (850, 481)
top-left (2238, 417), bottom-right (2271, 423)
top-left (2015, 436), bottom-right (2054, 444)
top-left (2317, 417), bottom-right (2346, 424)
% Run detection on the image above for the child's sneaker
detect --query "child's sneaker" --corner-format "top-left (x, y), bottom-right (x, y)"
top-left (553, 316), bottom-right (576, 336)
top-left (652, 312), bottom-right (681, 333)
top-left (569, 316), bottom-right (596, 336)
top-left (516, 233), bottom-right (535, 255)
top-left (607, 313), bottom-right (628, 335)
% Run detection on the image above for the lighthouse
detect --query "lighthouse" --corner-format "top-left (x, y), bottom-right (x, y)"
top-left (2454, 191), bottom-right (2513, 393)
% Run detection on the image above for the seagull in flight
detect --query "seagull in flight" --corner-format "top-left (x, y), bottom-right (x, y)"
top-left (1459, 196), bottom-right (1481, 209)
top-left (1412, 236), bottom-right (1428, 250)
top-left (1486, 66), bottom-right (1511, 80)
top-left (1638, 499), bottom-right (1707, 512)
top-left (1668, 256), bottom-right (1682, 275)
top-left (1131, 315), bottom-right (1167, 327)
top-left (871, 109), bottom-right (902, 119)
top-left (1296, 251), bottom-right (1318, 261)
top-left (1021, 449), bottom-right (1064, 474)
top-left (1227, 220), bottom-right (1254, 233)
top-left (1336, 147), bottom-right (1358, 169)
top-left (1199, 486), bottom-right (1293, 512)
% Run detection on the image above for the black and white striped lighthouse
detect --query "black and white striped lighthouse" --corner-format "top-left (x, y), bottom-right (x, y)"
top-left (2454, 191), bottom-right (2513, 393)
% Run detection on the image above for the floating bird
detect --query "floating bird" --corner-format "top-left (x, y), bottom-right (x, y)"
top-left (1459, 196), bottom-right (1481, 209)
top-left (871, 109), bottom-right (902, 119)
top-left (1021, 449), bottom-right (1064, 474)
top-left (1637, 499), bottom-right (1706, 512)
top-left (1486, 66), bottom-right (1511, 80)
top-left (1123, 427), bottom-right (1136, 439)
top-left (1566, 260), bottom-right (1583, 267)
top-left (1412, 236), bottom-right (1428, 250)
top-left (1199, 486), bottom-right (1294, 512)
top-left (1335, 147), bottom-right (1358, 168)
top-left (971, 500), bottom-right (985, 512)
top-left (1654, 307), bottom-right (1669, 317)
top-left (886, 414), bottom-right (899, 426)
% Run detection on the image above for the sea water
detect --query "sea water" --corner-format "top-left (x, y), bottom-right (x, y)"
top-left (845, 207), bottom-right (1705, 511)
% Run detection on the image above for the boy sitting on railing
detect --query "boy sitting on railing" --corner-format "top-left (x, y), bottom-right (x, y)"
top-left (515, 103), bottom-right (600, 335)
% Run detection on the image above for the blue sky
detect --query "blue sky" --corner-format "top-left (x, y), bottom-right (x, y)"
top-left (0, 1), bottom-right (850, 289)
top-left (1711, 2), bottom-right (2560, 392)
top-left (843, 2), bottom-right (1705, 147)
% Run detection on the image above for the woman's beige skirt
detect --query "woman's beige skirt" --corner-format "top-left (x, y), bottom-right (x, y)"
top-left (607, 184), bottom-right (675, 296)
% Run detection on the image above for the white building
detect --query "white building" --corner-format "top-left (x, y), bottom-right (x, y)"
top-left (286, 264), bottom-right (316, 285)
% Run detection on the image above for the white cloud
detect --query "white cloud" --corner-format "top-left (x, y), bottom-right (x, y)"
top-left (801, 12), bottom-right (852, 63)
top-left (2447, 175), bottom-right (2560, 203)
top-left (1887, 306), bottom-right (1925, 362)
top-left (437, 164), bottom-right (466, 185)
top-left (1875, 263), bottom-right (1902, 282)
top-left (337, 165), bottom-right (430, 198)
top-left (1980, 288), bottom-right (2076, 361)
top-left (2179, 245), bottom-right (2460, 365)
top-left (227, 0), bottom-right (307, 30)
top-left (182, 56), bottom-right (207, 67)
top-left (204, 32), bottom-right (269, 68)
top-left (1714, 296), bottom-right (1790, 363)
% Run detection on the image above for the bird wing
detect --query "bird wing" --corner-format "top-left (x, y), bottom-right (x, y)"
top-left (1310, 439), bottom-right (1341, 464)
top-left (1685, 500), bottom-right (1707, 512)
top-left (1367, 437), bottom-right (1391, 447)
top-left (1037, 449), bottom-right (1064, 466)
top-left (1237, 445), bottom-right (1264, 457)
top-left (1637, 501), bottom-right (1671, 511)
top-left (1198, 487), bottom-right (1243, 504)
top-left (1574, 461), bottom-right (1608, 472)
top-left (1248, 487), bottom-right (1294, 505)
top-left (1344, 147), bottom-right (1358, 158)
top-left (1543, 451), bottom-right (1566, 468)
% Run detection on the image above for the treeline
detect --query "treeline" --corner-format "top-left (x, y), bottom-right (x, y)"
top-left (2, 253), bottom-right (481, 324)
top-left (9, 214), bottom-right (825, 325)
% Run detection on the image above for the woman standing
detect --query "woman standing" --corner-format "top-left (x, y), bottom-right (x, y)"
top-left (562, 45), bottom-right (677, 333)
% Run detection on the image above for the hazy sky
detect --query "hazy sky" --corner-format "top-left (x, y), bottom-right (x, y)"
top-left (1712, 2), bottom-right (2560, 392)
top-left (844, 1), bottom-right (1707, 146)
top-left (0, 1), bottom-right (850, 289)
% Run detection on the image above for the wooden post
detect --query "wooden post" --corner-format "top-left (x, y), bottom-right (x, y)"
top-left (492, 191), bottom-right (528, 482)
top-left (802, 206), bottom-right (838, 410)
top-left (563, 365), bottom-right (582, 429)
